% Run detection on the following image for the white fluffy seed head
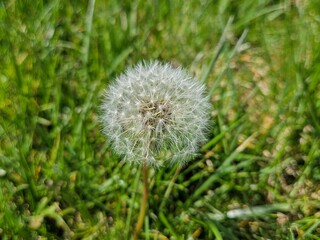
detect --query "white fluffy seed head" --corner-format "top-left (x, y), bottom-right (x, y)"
top-left (100, 61), bottom-right (211, 168)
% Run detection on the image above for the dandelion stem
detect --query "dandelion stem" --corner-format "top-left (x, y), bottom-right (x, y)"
top-left (134, 161), bottom-right (148, 240)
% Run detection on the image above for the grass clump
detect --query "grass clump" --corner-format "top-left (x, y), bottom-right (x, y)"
top-left (0, 0), bottom-right (319, 239)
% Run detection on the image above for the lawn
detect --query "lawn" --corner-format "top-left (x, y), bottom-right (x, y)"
top-left (0, 0), bottom-right (320, 239)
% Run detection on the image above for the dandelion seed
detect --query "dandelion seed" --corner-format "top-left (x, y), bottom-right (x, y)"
top-left (100, 61), bottom-right (210, 168)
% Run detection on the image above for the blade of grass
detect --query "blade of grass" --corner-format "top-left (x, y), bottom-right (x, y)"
top-left (159, 212), bottom-right (179, 239)
top-left (201, 16), bottom-right (234, 83)
top-left (159, 166), bottom-right (181, 210)
top-left (207, 222), bottom-right (223, 240)
top-left (125, 169), bottom-right (141, 239)
top-left (82, 0), bottom-right (96, 67)
top-left (205, 203), bottom-right (291, 220)
top-left (209, 28), bottom-right (249, 98)
top-left (201, 114), bottom-right (246, 151)
top-left (192, 131), bottom-right (258, 199)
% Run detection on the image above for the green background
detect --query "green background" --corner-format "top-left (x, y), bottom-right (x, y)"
top-left (0, 0), bottom-right (320, 239)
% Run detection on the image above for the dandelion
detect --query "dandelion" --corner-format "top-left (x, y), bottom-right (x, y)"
top-left (100, 61), bottom-right (210, 239)
top-left (100, 61), bottom-right (210, 168)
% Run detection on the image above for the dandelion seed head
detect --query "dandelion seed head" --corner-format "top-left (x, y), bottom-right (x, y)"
top-left (100, 61), bottom-right (211, 168)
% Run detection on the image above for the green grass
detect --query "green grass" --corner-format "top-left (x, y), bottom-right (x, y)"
top-left (0, 0), bottom-right (320, 239)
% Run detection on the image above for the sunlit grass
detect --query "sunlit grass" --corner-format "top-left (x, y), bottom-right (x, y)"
top-left (0, 0), bottom-right (319, 239)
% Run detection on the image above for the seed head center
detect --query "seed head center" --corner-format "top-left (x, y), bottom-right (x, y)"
top-left (139, 100), bottom-right (172, 129)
